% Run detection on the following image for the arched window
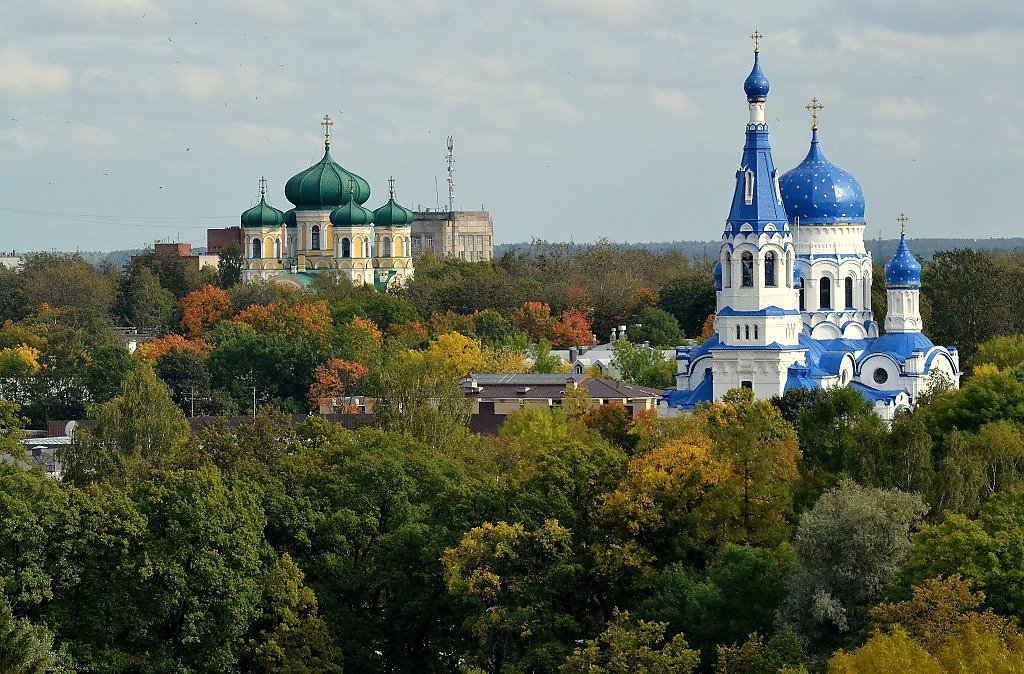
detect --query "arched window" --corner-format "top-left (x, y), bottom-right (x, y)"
top-left (362, 238), bottom-right (370, 258)
top-left (382, 236), bottom-right (393, 257)
top-left (341, 237), bottom-right (351, 258)
top-left (736, 325), bottom-right (741, 340)
top-left (744, 170), bottom-right (754, 205)
top-left (741, 252), bottom-right (754, 287)
top-left (311, 225), bottom-right (321, 251)
top-left (394, 236), bottom-right (403, 257)
top-left (724, 253), bottom-right (732, 288)
top-left (820, 277), bottom-right (832, 309)
top-left (798, 278), bottom-right (805, 311)
top-left (845, 276), bottom-right (854, 308)
top-left (251, 238), bottom-right (262, 259)
top-left (764, 251), bottom-right (777, 287)
top-left (274, 238), bottom-right (281, 258)
top-left (754, 325), bottom-right (758, 340)
top-left (745, 325), bottom-right (750, 340)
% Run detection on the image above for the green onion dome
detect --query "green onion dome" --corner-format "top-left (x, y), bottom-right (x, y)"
top-left (330, 199), bottom-right (375, 227)
top-left (285, 144), bottom-right (371, 209)
top-left (372, 178), bottom-right (415, 227)
top-left (284, 208), bottom-right (297, 228)
top-left (241, 178), bottom-right (286, 228)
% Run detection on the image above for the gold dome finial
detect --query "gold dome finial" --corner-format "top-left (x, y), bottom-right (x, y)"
top-left (805, 97), bottom-right (824, 131)
top-left (750, 29), bottom-right (763, 53)
top-left (321, 114), bottom-right (333, 147)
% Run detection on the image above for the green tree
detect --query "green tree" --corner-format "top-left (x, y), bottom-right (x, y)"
top-left (973, 334), bottom-right (1024, 370)
top-left (0, 593), bottom-right (62, 674)
top-left (116, 264), bottom-right (176, 330)
top-left (217, 243), bottom-right (244, 288)
top-left (781, 480), bottom-right (928, 652)
top-left (558, 610), bottom-right (700, 674)
top-left (611, 340), bottom-right (674, 389)
top-left (627, 307), bottom-right (684, 348)
top-left (924, 248), bottom-right (1011, 357)
top-left (20, 252), bottom-right (118, 314)
top-left (61, 367), bottom-right (191, 484)
top-left (658, 273), bottom-right (715, 339)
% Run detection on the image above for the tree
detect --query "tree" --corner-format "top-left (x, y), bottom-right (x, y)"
top-left (117, 264), bottom-right (176, 330)
top-left (61, 367), bottom-right (191, 484)
top-left (558, 610), bottom-right (700, 674)
top-left (531, 339), bottom-right (563, 374)
top-left (925, 248), bottom-right (1012, 357)
top-left (612, 339), bottom-right (674, 389)
top-left (627, 307), bottom-right (684, 348)
top-left (512, 301), bottom-right (556, 341)
top-left (180, 284), bottom-right (233, 338)
top-left (658, 274), bottom-right (715, 339)
top-left (973, 334), bottom-right (1024, 371)
top-left (20, 252), bottom-right (117, 314)
top-left (0, 592), bottom-right (62, 674)
top-left (781, 480), bottom-right (928, 652)
top-left (307, 358), bottom-right (368, 407)
top-left (217, 243), bottom-right (244, 288)
top-left (552, 309), bottom-right (594, 349)
top-left (136, 334), bottom-right (213, 362)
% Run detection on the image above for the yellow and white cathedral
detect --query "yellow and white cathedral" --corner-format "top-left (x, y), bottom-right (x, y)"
top-left (240, 116), bottom-right (414, 289)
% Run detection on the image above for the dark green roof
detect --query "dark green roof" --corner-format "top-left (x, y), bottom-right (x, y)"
top-left (330, 199), bottom-right (375, 227)
top-left (241, 196), bottom-right (286, 229)
top-left (372, 196), bottom-right (414, 227)
top-left (285, 145), bottom-right (371, 210)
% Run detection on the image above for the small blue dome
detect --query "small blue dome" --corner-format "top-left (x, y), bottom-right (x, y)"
top-left (780, 129), bottom-right (865, 224)
top-left (885, 234), bottom-right (922, 289)
top-left (713, 261), bottom-right (723, 291)
top-left (743, 52), bottom-right (770, 102)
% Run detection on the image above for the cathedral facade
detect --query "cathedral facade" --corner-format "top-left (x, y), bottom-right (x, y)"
top-left (239, 117), bottom-right (414, 290)
top-left (660, 41), bottom-right (960, 420)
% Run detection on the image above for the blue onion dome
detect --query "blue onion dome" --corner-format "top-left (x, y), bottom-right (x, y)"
top-left (372, 178), bottom-right (415, 227)
top-left (285, 141), bottom-right (371, 209)
top-left (713, 261), bottom-right (723, 291)
top-left (885, 234), bottom-right (922, 289)
top-left (744, 51), bottom-right (770, 102)
top-left (779, 129), bottom-right (865, 224)
top-left (330, 199), bottom-right (374, 228)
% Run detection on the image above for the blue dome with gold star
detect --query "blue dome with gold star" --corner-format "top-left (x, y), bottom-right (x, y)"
top-left (780, 129), bottom-right (865, 224)
top-left (743, 51), bottom-right (770, 102)
top-left (885, 234), bottom-right (922, 289)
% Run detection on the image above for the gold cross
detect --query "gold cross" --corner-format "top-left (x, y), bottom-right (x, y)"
top-left (258, 175), bottom-right (267, 197)
top-left (805, 97), bottom-right (824, 130)
top-left (322, 114), bottom-right (333, 146)
top-left (751, 30), bottom-right (763, 52)
top-left (897, 213), bottom-right (908, 236)
top-left (388, 176), bottom-right (395, 198)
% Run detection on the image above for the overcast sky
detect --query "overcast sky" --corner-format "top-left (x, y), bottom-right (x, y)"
top-left (0, 1), bottom-right (1020, 252)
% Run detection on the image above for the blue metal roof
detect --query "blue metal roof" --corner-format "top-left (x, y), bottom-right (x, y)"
top-left (779, 129), bottom-right (865, 225)
top-left (859, 331), bottom-right (934, 361)
top-left (885, 234), bottom-right (922, 289)
top-left (743, 51), bottom-right (770, 101)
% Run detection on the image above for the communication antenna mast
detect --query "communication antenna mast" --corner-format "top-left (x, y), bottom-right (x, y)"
top-left (445, 135), bottom-right (456, 213)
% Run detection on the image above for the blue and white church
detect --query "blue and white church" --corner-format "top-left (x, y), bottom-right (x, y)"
top-left (660, 40), bottom-right (960, 420)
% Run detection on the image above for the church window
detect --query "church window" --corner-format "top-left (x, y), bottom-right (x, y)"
top-left (341, 237), bottom-right (351, 258)
top-left (736, 325), bottom-right (741, 340)
top-left (764, 251), bottom-right (777, 287)
top-left (744, 170), bottom-right (754, 205)
top-left (382, 236), bottom-right (393, 257)
top-left (741, 252), bottom-right (754, 287)
top-left (873, 367), bottom-right (889, 385)
top-left (274, 238), bottom-right (281, 258)
top-left (724, 253), bottom-right (733, 287)
top-left (251, 238), bottom-right (262, 259)
top-left (845, 276), bottom-right (854, 308)
top-left (820, 277), bottom-right (832, 309)
top-left (311, 225), bottom-right (321, 251)
top-left (741, 380), bottom-right (753, 390)
top-left (798, 278), bottom-right (805, 311)
top-left (754, 325), bottom-right (758, 340)
top-left (745, 325), bottom-right (750, 340)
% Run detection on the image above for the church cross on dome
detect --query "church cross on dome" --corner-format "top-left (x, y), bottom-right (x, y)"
top-left (258, 175), bottom-right (267, 197)
top-left (897, 212), bottom-right (909, 236)
top-left (750, 29), bottom-right (762, 52)
top-left (388, 175), bottom-right (395, 198)
top-left (322, 114), bottom-right (334, 146)
top-left (805, 97), bottom-right (824, 130)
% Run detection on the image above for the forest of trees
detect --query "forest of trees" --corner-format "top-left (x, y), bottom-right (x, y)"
top-left (4, 242), bottom-right (1024, 671)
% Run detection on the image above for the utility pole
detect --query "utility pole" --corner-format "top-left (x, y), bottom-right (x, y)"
top-left (252, 386), bottom-right (257, 418)
top-left (184, 385), bottom-right (209, 418)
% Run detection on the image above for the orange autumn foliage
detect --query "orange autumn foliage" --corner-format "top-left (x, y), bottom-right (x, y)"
top-left (137, 334), bottom-right (213, 362)
top-left (700, 313), bottom-right (716, 341)
top-left (351, 316), bottom-right (383, 345)
top-left (234, 301), bottom-right (332, 338)
top-left (308, 358), bottom-right (369, 404)
top-left (552, 309), bottom-right (594, 348)
top-left (511, 302), bottom-right (555, 341)
top-left (179, 285), bottom-right (232, 338)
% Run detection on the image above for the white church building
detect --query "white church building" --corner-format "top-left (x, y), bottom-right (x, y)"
top-left (660, 40), bottom-right (960, 420)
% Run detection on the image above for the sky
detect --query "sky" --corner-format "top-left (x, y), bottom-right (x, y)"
top-left (0, 0), bottom-right (1021, 252)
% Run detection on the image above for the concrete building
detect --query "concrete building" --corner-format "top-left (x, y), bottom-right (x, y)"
top-left (131, 242), bottom-right (218, 271)
top-left (411, 210), bottom-right (494, 262)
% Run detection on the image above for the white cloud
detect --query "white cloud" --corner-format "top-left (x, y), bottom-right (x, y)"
top-left (875, 97), bottom-right (931, 122)
top-left (0, 47), bottom-right (71, 98)
top-left (69, 125), bottom-right (117, 153)
top-left (222, 122), bottom-right (297, 152)
top-left (651, 88), bottom-right (695, 117)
